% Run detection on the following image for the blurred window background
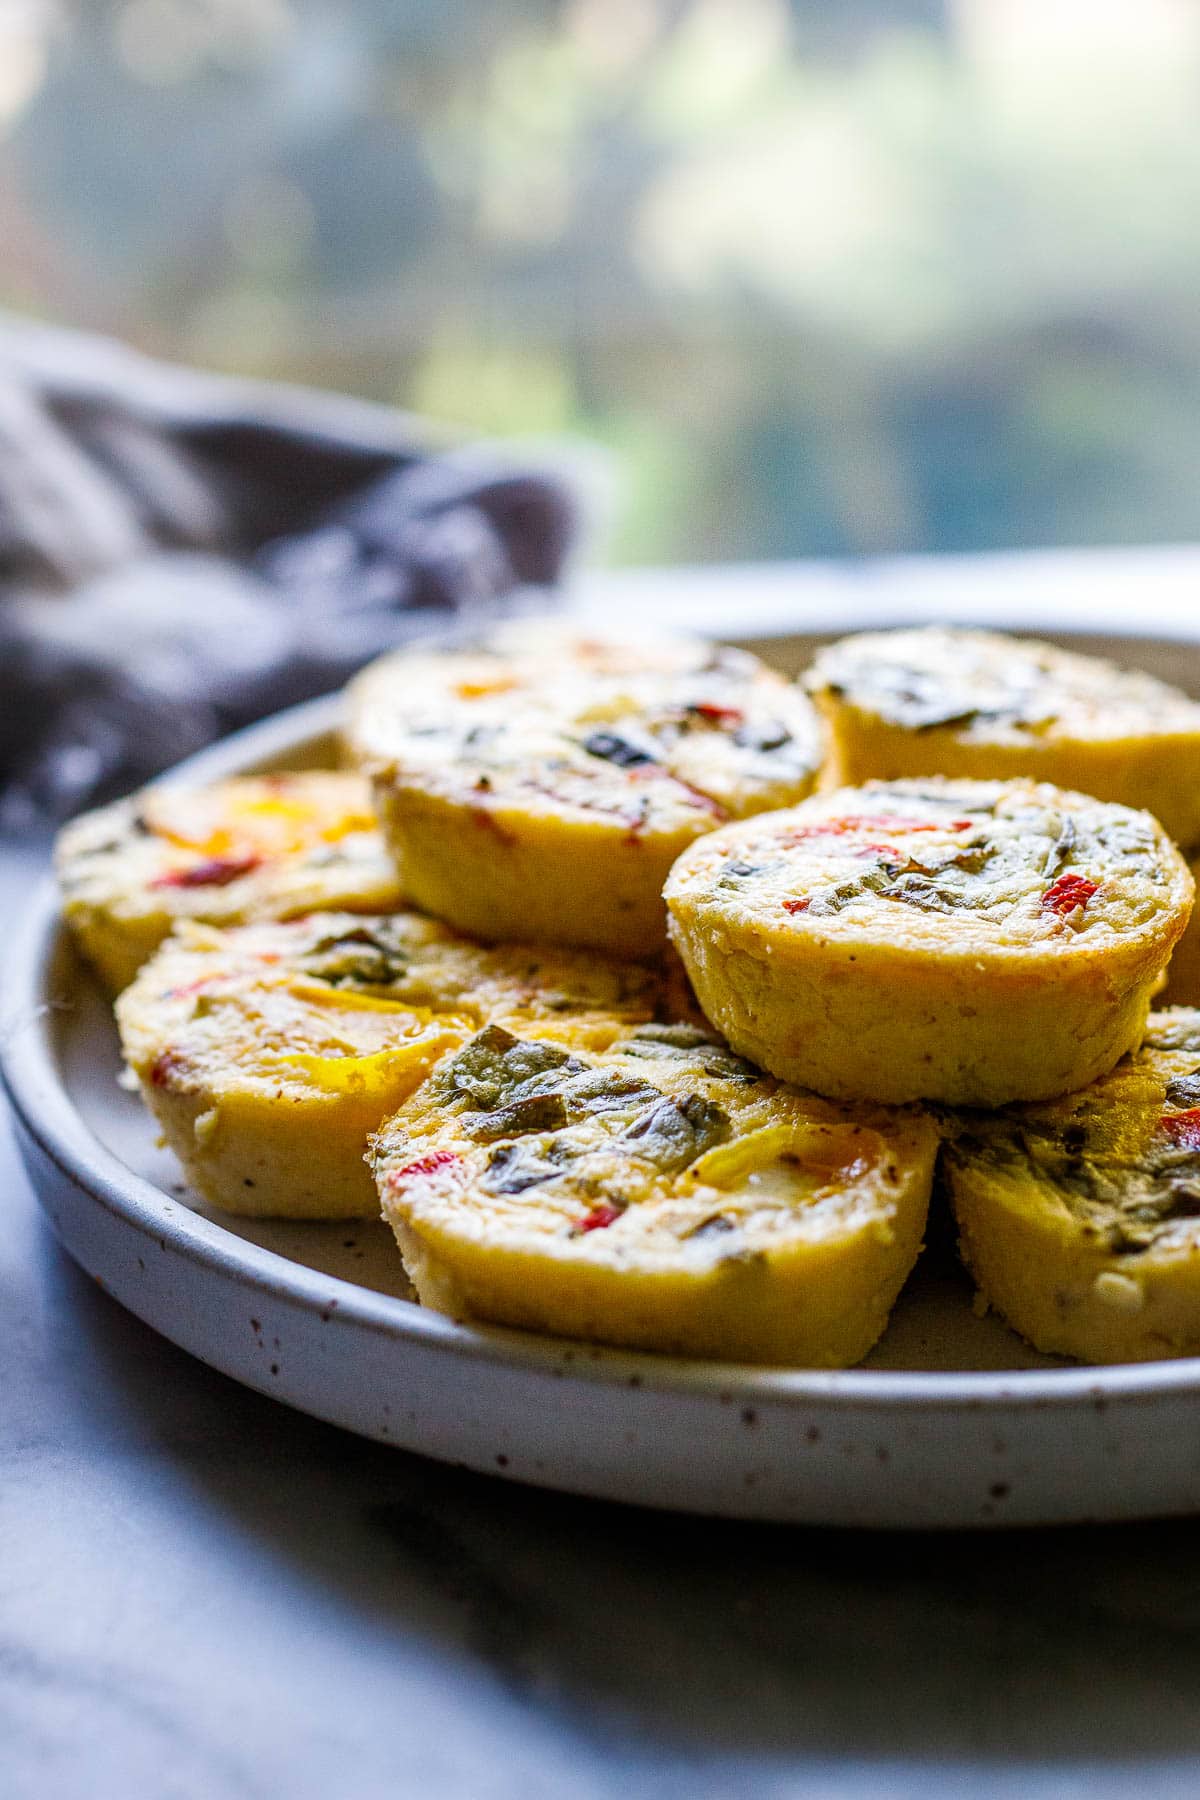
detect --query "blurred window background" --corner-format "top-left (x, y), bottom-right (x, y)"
top-left (4, 0), bottom-right (1200, 565)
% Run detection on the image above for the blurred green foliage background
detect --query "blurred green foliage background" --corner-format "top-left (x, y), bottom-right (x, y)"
top-left (5, 0), bottom-right (1200, 564)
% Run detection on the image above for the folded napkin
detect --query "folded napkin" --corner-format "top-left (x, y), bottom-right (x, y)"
top-left (0, 317), bottom-right (580, 828)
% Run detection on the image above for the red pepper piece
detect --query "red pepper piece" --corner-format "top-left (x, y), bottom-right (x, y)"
top-left (1041, 874), bottom-right (1098, 916)
top-left (149, 1051), bottom-right (185, 1089)
top-left (1160, 1109), bottom-right (1200, 1151)
top-left (690, 702), bottom-right (744, 726)
top-left (391, 1150), bottom-right (461, 1184)
top-left (782, 897), bottom-right (810, 914)
top-left (785, 814), bottom-right (945, 844)
top-left (578, 1202), bottom-right (622, 1233)
top-left (152, 854), bottom-right (262, 890)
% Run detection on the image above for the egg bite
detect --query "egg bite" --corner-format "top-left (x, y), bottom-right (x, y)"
top-left (664, 778), bottom-right (1194, 1107)
top-left (56, 771), bottom-right (405, 992)
top-left (371, 1019), bottom-right (937, 1366)
top-left (806, 626), bottom-right (1200, 847)
top-left (946, 1009), bottom-right (1200, 1362)
top-left (345, 626), bottom-right (822, 959)
top-left (116, 911), bottom-right (673, 1219)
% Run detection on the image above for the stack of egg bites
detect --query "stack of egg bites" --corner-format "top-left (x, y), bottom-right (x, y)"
top-left (56, 618), bottom-right (1200, 1368)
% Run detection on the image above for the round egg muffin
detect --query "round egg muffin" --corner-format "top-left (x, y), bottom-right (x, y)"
top-left (371, 1019), bottom-right (937, 1365)
top-left (806, 626), bottom-right (1200, 846)
top-left (56, 771), bottom-right (404, 992)
top-left (946, 1009), bottom-right (1200, 1362)
top-left (346, 626), bottom-right (822, 958)
top-left (117, 911), bottom-right (673, 1219)
top-left (664, 778), bottom-right (1194, 1107)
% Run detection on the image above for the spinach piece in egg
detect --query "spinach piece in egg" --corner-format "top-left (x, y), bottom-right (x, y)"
top-left (617, 1022), bottom-right (759, 1084)
top-left (734, 721), bottom-right (793, 753)
top-left (468, 1092), bottom-right (571, 1142)
top-left (440, 1023), bottom-right (581, 1111)
top-left (1166, 1073), bottom-right (1200, 1108)
top-left (482, 1140), bottom-right (565, 1194)
top-left (622, 1093), bottom-right (730, 1173)
top-left (299, 921), bottom-right (413, 988)
top-left (879, 874), bottom-right (959, 912)
top-left (626, 1022), bottom-right (718, 1052)
top-left (582, 730), bottom-right (658, 768)
top-left (566, 1069), bottom-right (664, 1115)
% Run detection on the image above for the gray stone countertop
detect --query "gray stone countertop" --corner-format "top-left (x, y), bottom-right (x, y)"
top-left (7, 555), bottom-right (1200, 1800)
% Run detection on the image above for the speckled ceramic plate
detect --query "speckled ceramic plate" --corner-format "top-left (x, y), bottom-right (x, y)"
top-left (8, 609), bottom-right (1200, 1528)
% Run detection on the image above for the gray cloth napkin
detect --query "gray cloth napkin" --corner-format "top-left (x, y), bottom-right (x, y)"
top-left (0, 317), bottom-right (579, 828)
